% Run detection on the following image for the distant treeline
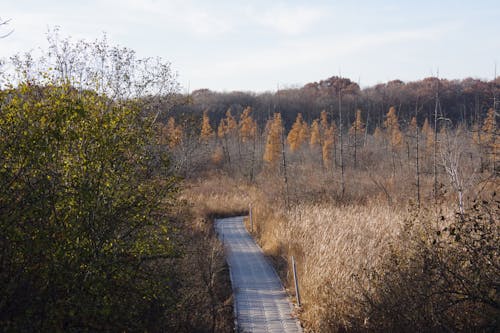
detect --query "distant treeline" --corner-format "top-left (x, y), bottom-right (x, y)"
top-left (167, 76), bottom-right (499, 131)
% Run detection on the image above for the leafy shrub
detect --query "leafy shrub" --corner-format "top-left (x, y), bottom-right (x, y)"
top-left (0, 83), bottom-right (177, 330)
top-left (367, 195), bottom-right (499, 332)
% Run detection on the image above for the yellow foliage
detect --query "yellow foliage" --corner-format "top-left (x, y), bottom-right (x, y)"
top-left (482, 108), bottom-right (497, 143)
top-left (384, 106), bottom-right (398, 129)
top-left (384, 106), bottom-right (403, 150)
top-left (239, 106), bottom-right (257, 143)
top-left (320, 110), bottom-right (329, 131)
top-left (299, 121), bottom-right (310, 145)
top-left (225, 109), bottom-right (238, 133)
top-left (391, 127), bottom-right (403, 150)
top-left (310, 119), bottom-right (321, 147)
top-left (422, 117), bottom-right (431, 136)
top-left (322, 125), bottom-right (336, 167)
top-left (473, 108), bottom-right (498, 168)
top-left (482, 108), bottom-right (498, 166)
top-left (263, 113), bottom-right (283, 166)
top-left (422, 118), bottom-right (434, 154)
top-left (287, 113), bottom-right (307, 152)
top-left (217, 118), bottom-right (228, 138)
top-left (349, 109), bottom-right (365, 137)
top-left (165, 117), bottom-right (183, 148)
top-left (200, 110), bottom-right (214, 140)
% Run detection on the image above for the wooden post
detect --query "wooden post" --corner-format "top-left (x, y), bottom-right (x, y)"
top-left (291, 256), bottom-right (301, 307)
top-left (249, 203), bottom-right (253, 233)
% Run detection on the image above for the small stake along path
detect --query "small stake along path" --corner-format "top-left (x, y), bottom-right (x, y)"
top-left (216, 216), bottom-right (302, 333)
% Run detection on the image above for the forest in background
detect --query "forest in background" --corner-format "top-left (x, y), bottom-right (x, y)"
top-left (169, 75), bottom-right (499, 131)
top-left (169, 74), bottom-right (498, 331)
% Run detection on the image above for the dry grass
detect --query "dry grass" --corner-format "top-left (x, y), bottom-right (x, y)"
top-left (182, 174), bottom-right (252, 222)
top-left (248, 191), bottom-right (411, 331)
top-left (182, 168), bottom-right (498, 332)
top-left (283, 204), bottom-right (404, 331)
top-left (182, 172), bottom-right (411, 331)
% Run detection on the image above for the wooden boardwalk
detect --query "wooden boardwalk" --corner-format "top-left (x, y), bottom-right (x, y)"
top-left (215, 216), bottom-right (302, 333)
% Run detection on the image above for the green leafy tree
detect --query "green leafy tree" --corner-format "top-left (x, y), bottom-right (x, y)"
top-left (0, 31), bottom-right (179, 331)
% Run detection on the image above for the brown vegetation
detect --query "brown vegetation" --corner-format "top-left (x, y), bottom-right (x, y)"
top-left (172, 85), bottom-right (498, 332)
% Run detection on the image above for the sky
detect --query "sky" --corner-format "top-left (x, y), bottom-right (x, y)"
top-left (1, 0), bottom-right (499, 92)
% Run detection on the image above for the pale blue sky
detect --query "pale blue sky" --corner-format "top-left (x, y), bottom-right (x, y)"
top-left (1, 0), bottom-right (499, 92)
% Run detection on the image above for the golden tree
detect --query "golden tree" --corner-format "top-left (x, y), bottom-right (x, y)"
top-left (320, 110), bottom-right (329, 132)
top-left (349, 109), bottom-right (365, 167)
top-left (322, 124), bottom-right (336, 168)
top-left (482, 108), bottom-right (497, 143)
top-left (239, 106), bottom-right (257, 143)
top-left (165, 116), bottom-right (183, 148)
top-left (239, 106), bottom-right (259, 181)
top-left (299, 120), bottom-right (310, 146)
top-left (200, 110), bottom-right (214, 140)
top-left (216, 109), bottom-right (238, 167)
top-left (225, 108), bottom-right (238, 134)
top-left (422, 117), bottom-right (434, 156)
top-left (287, 113), bottom-right (306, 152)
top-left (217, 118), bottom-right (228, 138)
top-left (310, 119), bottom-right (321, 147)
top-left (407, 116), bottom-right (419, 157)
top-left (384, 106), bottom-right (403, 151)
top-left (349, 110), bottom-right (365, 136)
top-left (384, 106), bottom-right (403, 174)
top-left (483, 108), bottom-right (498, 169)
top-left (263, 113), bottom-right (283, 166)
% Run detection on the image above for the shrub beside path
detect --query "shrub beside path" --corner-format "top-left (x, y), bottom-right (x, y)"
top-left (215, 216), bottom-right (302, 333)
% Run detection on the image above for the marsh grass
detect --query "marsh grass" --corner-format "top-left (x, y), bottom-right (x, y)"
top-left (184, 170), bottom-right (498, 332)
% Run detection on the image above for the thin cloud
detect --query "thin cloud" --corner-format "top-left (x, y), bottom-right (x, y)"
top-left (251, 4), bottom-right (327, 35)
top-left (202, 25), bottom-right (452, 74)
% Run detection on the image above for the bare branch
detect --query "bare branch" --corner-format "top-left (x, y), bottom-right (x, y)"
top-left (0, 18), bottom-right (14, 38)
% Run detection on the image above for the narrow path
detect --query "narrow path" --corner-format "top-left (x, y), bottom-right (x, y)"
top-left (215, 216), bottom-right (302, 333)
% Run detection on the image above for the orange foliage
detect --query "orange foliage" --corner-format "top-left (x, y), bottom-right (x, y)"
top-left (217, 118), bottom-right (228, 139)
top-left (239, 107), bottom-right (257, 143)
top-left (422, 118), bottom-right (434, 154)
top-left (310, 119), bottom-right (321, 147)
top-left (287, 113), bottom-right (307, 152)
top-left (200, 110), bottom-right (214, 140)
top-left (263, 113), bottom-right (283, 166)
top-left (165, 116), bottom-right (183, 148)
top-left (384, 106), bottom-right (403, 151)
top-left (349, 109), bottom-right (365, 137)
top-left (322, 125), bottom-right (336, 167)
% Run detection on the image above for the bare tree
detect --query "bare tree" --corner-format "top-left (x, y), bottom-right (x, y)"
top-left (0, 18), bottom-right (13, 38)
top-left (439, 123), bottom-right (477, 216)
top-left (338, 85), bottom-right (346, 196)
top-left (433, 78), bottom-right (441, 204)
